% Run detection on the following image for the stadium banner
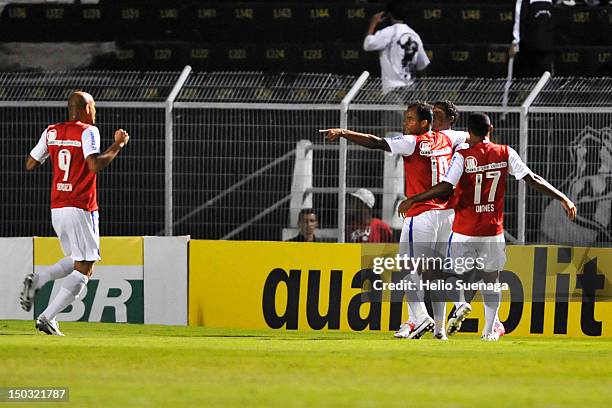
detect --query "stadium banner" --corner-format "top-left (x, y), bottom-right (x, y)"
top-left (34, 237), bottom-right (144, 323)
top-left (189, 241), bottom-right (612, 337)
top-left (0, 237), bottom-right (33, 320)
top-left (143, 236), bottom-right (189, 326)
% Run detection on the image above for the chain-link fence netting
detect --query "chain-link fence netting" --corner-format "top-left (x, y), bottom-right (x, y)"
top-left (1, 70), bottom-right (610, 246)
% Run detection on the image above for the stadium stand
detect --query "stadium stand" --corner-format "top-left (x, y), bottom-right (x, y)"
top-left (0, 0), bottom-right (610, 76)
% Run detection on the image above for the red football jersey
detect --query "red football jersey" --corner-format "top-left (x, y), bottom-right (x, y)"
top-left (401, 131), bottom-right (454, 217)
top-left (451, 142), bottom-right (510, 236)
top-left (349, 218), bottom-right (394, 243)
top-left (46, 121), bottom-right (98, 211)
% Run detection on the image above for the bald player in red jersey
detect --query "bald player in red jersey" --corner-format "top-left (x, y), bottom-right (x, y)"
top-left (400, 112), bottom-right (576, 340)
top-left (20, 91), bottom-right (130, 336)
top-left (322, 102), bottom-right (467, 339)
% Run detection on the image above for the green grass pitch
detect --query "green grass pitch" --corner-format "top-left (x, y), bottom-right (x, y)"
top-left (1, 321), bottom-right (610, 407)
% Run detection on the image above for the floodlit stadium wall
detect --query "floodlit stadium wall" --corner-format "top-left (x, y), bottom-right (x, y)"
top-left (0, 237), bottom-right (188, 325)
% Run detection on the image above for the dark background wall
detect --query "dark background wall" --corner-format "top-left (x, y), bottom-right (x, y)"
top-left (0, 0), bottom-right (611, 76)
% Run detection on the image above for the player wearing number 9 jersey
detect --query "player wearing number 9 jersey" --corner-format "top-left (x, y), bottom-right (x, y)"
top-left (399, 112), bottom-right (576, 340)
top-left (41, 121), bottom-right (100, 212)
top-left (322, 102), bottom-right (467, 339)
top-left (21, 91), bottom-right (129, 336)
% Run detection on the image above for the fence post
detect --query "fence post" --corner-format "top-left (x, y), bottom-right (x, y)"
top-left (164, 65), bottom-right (192, 236)
top-left (289, 140), bottom-right (313, 226)
top-left (338, 71), bottom-right (370, 243)
top-left (518, 71), bottom-right (550, 243)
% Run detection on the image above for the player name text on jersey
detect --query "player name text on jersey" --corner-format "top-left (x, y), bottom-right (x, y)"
top-left (56, 183), bottom-right (73, 192)
top-left (475, 204), bottom-right (495, 213)
top-left (465, 161), bottom-right (507, 173)
top-left (47, 140), bottom-right (82, 147)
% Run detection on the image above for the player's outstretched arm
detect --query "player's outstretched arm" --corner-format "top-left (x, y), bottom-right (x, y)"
top-left (398, 182), bottom-right (453, 217)
top-left (522, 173), bottom-right (577, 221)
top-left (320, 128), bottom-right (390, 152)
top-left (86, 129), bottom-right (130, 173)
top-left (25, 156), bottom-right (41, 171)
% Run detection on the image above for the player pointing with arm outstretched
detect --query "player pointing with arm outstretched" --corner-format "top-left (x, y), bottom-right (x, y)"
top-left (399, 112), bottom-right (575, 340)
top-left (21, 91), bottom-right (129, 336)
top-left (323, 102), bottom-right (466, 340)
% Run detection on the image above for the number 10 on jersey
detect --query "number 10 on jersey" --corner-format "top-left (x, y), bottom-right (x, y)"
top-left (431, 156), bottom-right (448, 186)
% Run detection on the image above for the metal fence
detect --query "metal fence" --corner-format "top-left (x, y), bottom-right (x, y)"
top-left (1, 69), bottom-right (610, 246)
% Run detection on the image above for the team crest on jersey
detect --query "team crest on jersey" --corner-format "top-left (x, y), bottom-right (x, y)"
top-left (419, 141), bottom-right (431, 154)
top-left (465, 156), bottom-right (478, 171)
top-left (47, 129), bottom-right (57, 142)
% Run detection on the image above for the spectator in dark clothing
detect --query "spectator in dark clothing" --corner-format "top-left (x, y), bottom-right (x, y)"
top-left (510, 0), bottom-right (554, 77)
top-left (287, 208), bottom-right (319, 242)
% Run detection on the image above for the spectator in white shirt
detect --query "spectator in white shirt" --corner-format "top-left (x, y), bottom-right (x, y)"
top-left (363, 0), bottom-right (430, 95)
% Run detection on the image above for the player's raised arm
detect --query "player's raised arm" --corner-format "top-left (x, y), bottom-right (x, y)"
top-left (320, 128), bottom-right (390, 152)
top-left (86, 129), bottom-right (130, 173)
top-left (521, 173), bottom-right (576, 220)
top-left (507, 146), bottom-right (576, 221)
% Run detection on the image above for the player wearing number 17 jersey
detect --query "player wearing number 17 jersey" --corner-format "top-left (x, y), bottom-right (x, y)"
top-left (399, 112), bottom-right (576, 340)
top-left (20, 91), bottom-right (130, 336)
top-left (322, 102), bottom-right (467, 339)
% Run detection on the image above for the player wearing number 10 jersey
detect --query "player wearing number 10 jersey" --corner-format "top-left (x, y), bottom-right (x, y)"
top-left (322, 102), bottom-right (467, 340)
top-left (20, 91), bottom-right (129, 336)
top-left (400, 112), bottom-right (576, 340)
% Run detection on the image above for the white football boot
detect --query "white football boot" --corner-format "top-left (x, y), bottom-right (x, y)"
top-left (446, 303), bottom-right (472, 336)
top-left (36, 315), bottom-right (64, 336)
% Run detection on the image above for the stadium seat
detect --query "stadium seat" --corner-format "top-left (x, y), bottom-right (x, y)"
top-left (555, 47), bottom-right (590, 76)
top-left (554, 5), bottom-right (598, 46)
top-left (186, 43), bottom-right (221, 71)
top-left (111, 2), bottom-right (153, 41)
top-left (297, 43), bottom-right (334, 73)
top-left (566, 46), bottom-right (612, 77)
top-left (445, 44), bottom-right (480, 77)
top-left (406, 3), bottom-right (450, 44)
top-left (408, 3), bottom-right (513, 45)
top-left (109, 42), bottom-right (151, 71)
top-left (1, 4), bottom-right (46, 41)
top-left (595, 7), bottom-right (612, 46)
top-left (149, 42), bottom-right (190, 71)
top-left (591, 46), bottom-right (612, 76)
top-left (80, 3), bottom-right (111, 41)
top-left (423, 44), bottom-right (449, 76)
top-left (261, 44), bottom-right (298, 72)
top-left (484, 44), bottom-right (511, 78)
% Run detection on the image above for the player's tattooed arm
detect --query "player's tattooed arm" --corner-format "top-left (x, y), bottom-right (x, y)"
top-left (398, 181), bottom-right (453, 217)
top-left (521, 173), bottom-right (577, 221)
top-left (321, 128), bottom-right (390, 152)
